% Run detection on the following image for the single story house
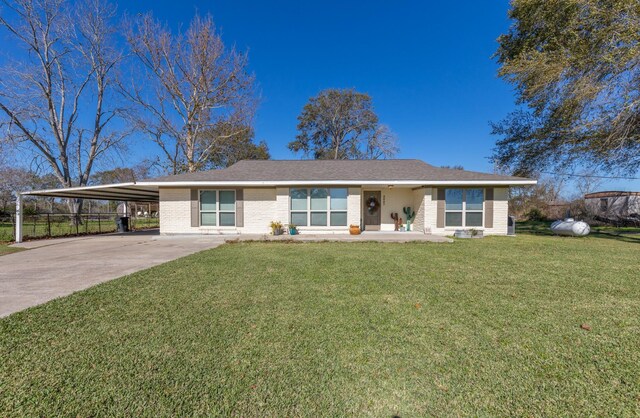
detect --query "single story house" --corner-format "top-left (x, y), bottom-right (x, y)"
top-left (17, 159), bottom-right (536, 241)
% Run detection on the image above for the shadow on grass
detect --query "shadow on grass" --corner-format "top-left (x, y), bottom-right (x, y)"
top-left (516, 221), bottom-right (640, 244)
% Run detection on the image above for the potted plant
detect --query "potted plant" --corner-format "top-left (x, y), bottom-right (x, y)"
top-left (270, 220), bottom-right (283, 235)
top-left (349, 224), bottom-right (361, 235)
top-left (288, 224), bottom-right (298, 235)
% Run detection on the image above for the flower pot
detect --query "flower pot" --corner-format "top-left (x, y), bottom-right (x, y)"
top-left (289, 228), bottom-right (297, 235)
top-left (349, 225), bottom-right (361, 235)
top-left (454, 229), bottom-right (483, 239)
top-left (273, 228), bottom-right (283, 236)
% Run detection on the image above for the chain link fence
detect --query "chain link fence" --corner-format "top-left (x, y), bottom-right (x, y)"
top-left (0, 213), bottom-right (159, 242)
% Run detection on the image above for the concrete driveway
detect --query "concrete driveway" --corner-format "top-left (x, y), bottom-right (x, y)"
top-left (0, 231), bottom-right (227, 318)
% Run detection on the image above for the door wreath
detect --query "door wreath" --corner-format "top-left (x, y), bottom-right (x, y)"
top-left (366, 195), bottom-right (380, 214)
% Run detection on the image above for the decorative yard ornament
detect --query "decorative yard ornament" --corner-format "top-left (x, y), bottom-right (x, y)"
top-left (403, 207), bottom-right (415, 231)
top-left (391, 212), bottom-right (400, 231)
top-left (366, 195), bottom-right (380, 214)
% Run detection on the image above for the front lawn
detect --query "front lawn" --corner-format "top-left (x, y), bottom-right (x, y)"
top-left (1, 234), bottom-right (638, 415)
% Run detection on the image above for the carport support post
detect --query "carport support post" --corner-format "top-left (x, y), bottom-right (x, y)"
top-left (15, 193), bottom-right (23, 243)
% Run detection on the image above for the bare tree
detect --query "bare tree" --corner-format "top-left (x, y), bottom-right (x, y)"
top-left (0, 167), bottom-right (35, 212)
top-left (363, 124), bottom-right (399, 160)
top-left (0, 0), bottom-right (127, 217)
top-left (123, 13), bottom-right (257, 174)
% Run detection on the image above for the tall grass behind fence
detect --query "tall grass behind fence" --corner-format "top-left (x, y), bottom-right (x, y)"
top-left (0, 213), bottom-right (159, 242)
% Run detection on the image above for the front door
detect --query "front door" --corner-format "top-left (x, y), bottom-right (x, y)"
top-left (363, 191), bottom-right (382, 230)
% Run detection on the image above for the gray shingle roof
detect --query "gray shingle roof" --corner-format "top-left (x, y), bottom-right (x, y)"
top-left (144, 159), bottom-right (532, 183)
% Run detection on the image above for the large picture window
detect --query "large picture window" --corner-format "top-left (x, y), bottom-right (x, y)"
top-left (200, 190), bottom-right (236, 227)
top-left (445, 188), bottom-right (484, 227)
top-left (290, 188), bottom-right (348, 227)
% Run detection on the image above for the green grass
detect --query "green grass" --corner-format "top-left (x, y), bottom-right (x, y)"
top-left (517, 220), bottom-right (640, 244)
top-left (0, 218), bottom-right (159, 241)
top-left (0, 242), bottom-right (23, 256)
top-left (1, 234), bottom-right (639, 416)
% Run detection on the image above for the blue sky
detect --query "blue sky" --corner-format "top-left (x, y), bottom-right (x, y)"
top-left (4, 0), bottom-right (639, 191)
top-left (127, 0), bottom-right (516, 170)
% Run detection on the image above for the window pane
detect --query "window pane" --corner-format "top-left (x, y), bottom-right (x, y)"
top-left (201, 212), bottom-right (217, 226)
top-left (466, 212), bottom-right (483, 227)
top-left (311, 211), bottom-right (327, 226)
top-left (290, 188), bottom-right (307, 210)
top-left (445, 212), bottom-right (462, 227)
top-left (445, 189), bottom-right (463, 210)
top-left (310, 188), bottom-right (328, 210)
top-left (330, 212), bottom-right (347, 226)
top-left (200, 191), bottom-right (216, 211)
top-left (219, 190), bottom-right (235, 211)
top-left (291, 212), bottom-right (307, 226)
top-left (219, 212), bottom-right (235, 226)
top-left (330, 188), bottom-right (348, 210)
top-left (466, 188), bottom-right (484, 211)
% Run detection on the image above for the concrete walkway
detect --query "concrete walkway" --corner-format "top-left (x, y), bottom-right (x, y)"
top-left (1, 230), bottom-right (227, 318)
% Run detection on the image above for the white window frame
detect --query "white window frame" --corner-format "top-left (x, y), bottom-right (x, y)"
top-left (199, 189), bottom-right (236, 227)
top-left (444, 188), bottom-right (484, 228)
top-left (289, 187), bottom-right (348, 227)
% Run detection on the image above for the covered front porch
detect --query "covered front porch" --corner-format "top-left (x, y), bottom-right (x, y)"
top-left (360, 185), bottom-right (426, 232)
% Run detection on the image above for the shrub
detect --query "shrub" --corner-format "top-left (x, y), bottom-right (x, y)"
top-left (525, 207), bottom-right (546, 222)
top-left (23, 206), bottom-right (38, 216)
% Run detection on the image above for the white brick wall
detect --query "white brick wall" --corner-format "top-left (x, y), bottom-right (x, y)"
top-left (412, 188), bottom-right (426, 233)
top-left (275, 188), bottom-right (289, 225)
top-left (159, 185), bottom-right (511, 236)
top-left (424, 188), bottom-right (436, 234)
top-left (159, 188), bottom-right (199, 234)
top-left (347, 187), bottom-right (361, 227)
top-left (241, 188), bottom-right (277, 234)
top-left (159, 187), bottom-right (239, 235)
top-left (484, 187), bottom-right (509, 235)
top-left (426, 187), bottom-right (509, 236)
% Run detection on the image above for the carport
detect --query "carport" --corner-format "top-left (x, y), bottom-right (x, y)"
top-left (16, 183), bottom-right (159, 243)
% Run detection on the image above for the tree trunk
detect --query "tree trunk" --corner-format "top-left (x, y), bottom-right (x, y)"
top-left (67, 198), bottom-right (84, 225)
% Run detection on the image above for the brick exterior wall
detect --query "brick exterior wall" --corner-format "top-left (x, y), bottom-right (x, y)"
top-left (240, 188), bottom-right (277, 234)
top-left (158, 186), bottom-right (510, 235)
top-left (483, 187), bottom-right (509, 235)
top-left (425, 186), bottom-right (509, 235)
top-left (347, 187), bottom-right (361, 227)
top-left (159, 188), bottom-right (199, 234)
top-left (412, 188), bottom-right (426, 233)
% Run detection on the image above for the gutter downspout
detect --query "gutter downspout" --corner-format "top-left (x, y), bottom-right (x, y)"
top-left (15, 193), bottom-right (23, 243)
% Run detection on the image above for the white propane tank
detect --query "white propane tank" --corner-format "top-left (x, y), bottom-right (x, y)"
top-left (550, 218), bottom-right (591, 237)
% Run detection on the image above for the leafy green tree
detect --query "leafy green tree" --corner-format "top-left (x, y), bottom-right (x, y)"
top-left (199, 123), bottom-right (269, 168)
top-left (288, 89), bottom-right (398, 160)
top-left (492, 0), bottom-right (640, 176)
top-left (91, 164), bottom-right (152, 185)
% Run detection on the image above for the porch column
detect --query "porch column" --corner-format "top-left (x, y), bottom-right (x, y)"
top-left (15, 193), bottom-right (23, 243)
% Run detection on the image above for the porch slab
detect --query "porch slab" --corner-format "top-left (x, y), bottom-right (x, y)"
top-left (217, 232), bottom-right (453, 243)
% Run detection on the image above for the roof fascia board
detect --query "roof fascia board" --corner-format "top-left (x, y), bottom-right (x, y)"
top-left (142, 180), bottom-right (537, 187)
top-left (22, 182), bottom-right (144, 195)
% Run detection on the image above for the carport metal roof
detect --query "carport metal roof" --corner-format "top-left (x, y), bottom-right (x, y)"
top-left (23, 183), bottom-right (160, 202)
